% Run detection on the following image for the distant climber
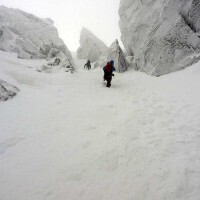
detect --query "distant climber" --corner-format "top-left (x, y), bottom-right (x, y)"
top-left (84, 60), bottom-right (91, 70)
top-left (103, 60), bottom-right (116, 88)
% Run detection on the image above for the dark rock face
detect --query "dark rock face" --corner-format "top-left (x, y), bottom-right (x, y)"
top-left (119, 0), bottom-right (200, 76)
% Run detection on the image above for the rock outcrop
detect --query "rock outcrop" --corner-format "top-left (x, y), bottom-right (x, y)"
top-left (37, 57), bottom-right (75, 73)
top-left (119, 0), bottom-right (200, 76)
top-left (0, 6), bottom-right (73, 64)
top-left (107, 39), bottom-right (128, 72)
top-left (0, 80), bottom-right (19, 101)
top-left (37, 48), bottom-right (75, 73)
top-left (77, 27), bottom-right (108, 62)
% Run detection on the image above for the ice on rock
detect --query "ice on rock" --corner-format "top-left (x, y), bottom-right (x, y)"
top-left (0, 80), bottom-right (19, 101)
top-left (47, 48), bottom-right (64, 61)
top-left (94, 56), bottom-right (107, 69)
top-left (37, 48), bottom-right (75, 73)
top-left (77, 27), bottom-right (108, 62)
top-left (0, 6), bottom-right (73, 64)
top-left (119, 0), bottom-right (200, 76)
top-left (94, 40), bottom-right (128, 72)
top-left (107, 39), bottom-right (128, 72)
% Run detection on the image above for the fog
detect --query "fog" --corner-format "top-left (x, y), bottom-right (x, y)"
top-left (0, 0), bottom-right (121, 51)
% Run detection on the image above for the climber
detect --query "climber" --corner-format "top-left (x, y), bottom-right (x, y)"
top-left (103, 60), bottom-right (116, 88)
top-left (84, 60), bottom-right (91, 70)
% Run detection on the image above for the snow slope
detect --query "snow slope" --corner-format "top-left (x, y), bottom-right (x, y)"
top-left (119, 0), bottom-right (200, 76)
top-left (0, 6), bottom-right (73, 62)
top-left (0, 50), bottom-right (200, 200)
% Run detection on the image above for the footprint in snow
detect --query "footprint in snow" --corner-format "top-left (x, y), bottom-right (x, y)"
top-left (0, 137), bottom-right (25, 155)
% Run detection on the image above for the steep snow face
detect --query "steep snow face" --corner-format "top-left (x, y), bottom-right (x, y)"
top-left (0, 80), bottom-right (19, 101)
top-left (119, 0), bottom-right (200, 76)
top-left (77, 27), bottom-right (108, 62)
top-left (0, 6), bottom-right (73, 62)
top-left (107, 39), bottom-right (128, 72)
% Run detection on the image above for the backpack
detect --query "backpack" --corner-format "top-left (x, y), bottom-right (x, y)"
top-left (104, 62), bottom-right (112, 73)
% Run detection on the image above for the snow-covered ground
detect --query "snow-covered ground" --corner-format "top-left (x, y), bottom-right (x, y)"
top-left (0, 50), bottom-right (200, 200)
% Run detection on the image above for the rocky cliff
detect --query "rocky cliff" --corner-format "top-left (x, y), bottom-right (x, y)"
top-left (119, 0), bottom-right (200, 76)
top-left (0, 6), bottom-right (73, 63)
top-left (107, 39), bottom-right (128, 72)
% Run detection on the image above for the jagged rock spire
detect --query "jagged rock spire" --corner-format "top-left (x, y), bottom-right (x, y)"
top-left (107, 39), bottom-right (128, 72)
top-left (77, 27), bottom-right (108, 62)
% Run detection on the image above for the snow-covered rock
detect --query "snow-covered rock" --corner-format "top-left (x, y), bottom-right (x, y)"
top-left (0, 6), bottom-right (73, 64)
top-left (126, 56), bottom-right (138, 69)
top-left (46, 48), bottom-right (66, 61)
top-left (119, 0), bottom-right (200, 76)
top-left (77, 27), bottom-right (108, 62)
top-left (107, 39), bottom-right (128, 72)
top-left (0, 80), bottom-right (19, 101)
top-left (38, 54), bottom-right (75, 73)
top-left (93, 56), bottom-right (107, 69)
top-left (94, 40), bottom-right (128, 72)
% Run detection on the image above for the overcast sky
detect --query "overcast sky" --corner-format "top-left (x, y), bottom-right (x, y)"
top-left (0, 0), bottom-right (122, 51)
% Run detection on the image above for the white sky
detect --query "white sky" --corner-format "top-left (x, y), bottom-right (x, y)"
top-left (0, 0), bottom-right (122, 51)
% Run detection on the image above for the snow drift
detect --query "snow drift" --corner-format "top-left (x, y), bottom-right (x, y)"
top-left (77, 27), bottom-right (108, 62)
top-left (0, 6), bottom-right (73, 64)
top-left (119, 0), bottom-right (200, 76)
